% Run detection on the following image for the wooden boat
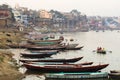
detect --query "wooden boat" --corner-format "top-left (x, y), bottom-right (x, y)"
top-left (19, 56), bottom-right (83, 63)
top-left (26, 45), bottom-right (66, 50)
top-left (45, 72), bottom-right (108, 79)
top-left (60, 43), bottom-right (83, 50)
top-left (28, 38), bottom-right (63, 43)
top-left (29, 41), bottom-right (61, 46)
top-left (96, 47), bottom-right (106, 54)
top-left (27, 38), bottom-right (63, 46)
top-left (97, 50), bottom-right (106, 54)
top-left (23, 63), bottom-right (109, 72)
top-left (109, 70), bottom-right (120, 79)
top-left (30, 50), bottom-right (59, 53)
top-left (63, 43), bottom-right (79, 48)
top-left (109, 73), bottom-right (120, 79)
top-left (65, 46), bottom-right (84, 50)
top-left (27, 61), bottom-right (93, 66)
top-left (110, 70), bottom-right (120, 73)
top-left (20, 52), bottom-right (57, 58)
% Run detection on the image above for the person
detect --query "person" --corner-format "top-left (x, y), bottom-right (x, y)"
top-left (97, 47), bottom-right (100, 51)
top-left (99, 47), bottom-right (102, 50)
top-left (102, 48), bottom-right (105, 51)
top-left (97, 47), bottom-right (101, 51)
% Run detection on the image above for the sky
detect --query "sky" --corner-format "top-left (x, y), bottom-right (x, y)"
top-left (0, 0), bottom-right (120, 17)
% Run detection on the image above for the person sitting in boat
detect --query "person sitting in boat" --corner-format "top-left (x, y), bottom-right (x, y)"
top-left (99, 47), bottom-right (102, 50)
top-left (97, 47), bottom-right (99, 51)
top-left (102, 48), bottom-right (105, 51)
top-left (97, 47), bottom-right (102, 51)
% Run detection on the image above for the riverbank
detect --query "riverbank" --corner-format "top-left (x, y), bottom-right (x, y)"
top-left (0, 49), bottom-right (24, 80)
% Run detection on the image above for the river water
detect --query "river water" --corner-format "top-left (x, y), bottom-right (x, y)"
top-left (11, 30), bottom-right (120, 80)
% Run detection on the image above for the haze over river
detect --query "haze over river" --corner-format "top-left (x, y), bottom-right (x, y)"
top-left (12, 30), bottom-right (120, 80)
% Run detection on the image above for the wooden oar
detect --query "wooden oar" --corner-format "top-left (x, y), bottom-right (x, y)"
top-left (92, 50), bottom-right (96, 52)
top-left (107, 51), bottom-right (112, 53)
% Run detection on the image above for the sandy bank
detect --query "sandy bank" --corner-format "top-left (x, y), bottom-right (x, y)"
top-left (0, 50), bottom-right (24, 80)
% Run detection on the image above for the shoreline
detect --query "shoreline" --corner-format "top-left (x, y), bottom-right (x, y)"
top-left (0, 49), bottom-right (24, 80)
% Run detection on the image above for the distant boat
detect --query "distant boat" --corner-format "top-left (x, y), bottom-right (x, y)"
top-left (96, 47), bottom-right (106, 54)
top-left (97, 50), bottom-right (106, 54)
top-left (45, 72), bottom-right (108, 79)
top-left (23, 63), bottom-right (109, 72)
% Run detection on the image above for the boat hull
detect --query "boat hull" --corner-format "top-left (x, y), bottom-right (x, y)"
top-left (24, 63), bottom-right (109, 72)
top-left (109, 70), bottom-right (120, 79)
top-left (30, 50), bottom-right (59, 54)
top-left (65, 46), bottom-right (84, 50)
top-left (19, 57), bottom-right (83, 63)
top-left (27, 46), bottom-right (66, 50)
top-left (45, 72), bottom-right (108, 79)
top-left (20, 52), bottom-right (57, 58)
top-left (97, 50), bottom-right (106, 54)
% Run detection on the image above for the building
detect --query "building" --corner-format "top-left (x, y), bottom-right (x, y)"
top-left (36, 10), bottom-right (52, 27)
top-left (39, 10), bottom-right (52, 19)
top-left (0, 9), bottom-right (12, 27)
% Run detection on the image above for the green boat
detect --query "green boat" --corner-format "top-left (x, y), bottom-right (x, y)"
top-left (45, 72), bottom-right (108, 79)
top-left (34, 41), bottom-right (59, 45)
top-left (27, 39), bottom-right (62, 46)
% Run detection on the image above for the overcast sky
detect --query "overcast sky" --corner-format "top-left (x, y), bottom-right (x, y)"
top-left (0, 0), bottom-right (119, 16)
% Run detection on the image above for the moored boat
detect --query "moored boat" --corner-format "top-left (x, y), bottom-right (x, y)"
top-left (27, 61), bottom-right (93, 66)
top-left (28, 38), bottom-right (63, 43)
top-left (110, 70), bottom-right (120, 73)
top-left (29, 41), bottom-right (61, 46)
top-left (20, 52), bottom-right (57, 58)
top-left (65, 46), bottom-right (84, 50)
top-left (30, 50), bottom-right (59, 54)
top-left (45, 72), bottom-right (108, 79)
top-left (27, 38), bottom-right (63, 46)
top-left (19, 56), bottom-right (83, 63)
top-left (26, 45), bottom-right (66, 50)
top-left (109, 70), bottom-right (120, 79)
top-left (23, 63), bottom-right (109, 72)
top-left (109, 73), bottom-right (120, 79)
top-left (63, 43), bottom-right (79, 48)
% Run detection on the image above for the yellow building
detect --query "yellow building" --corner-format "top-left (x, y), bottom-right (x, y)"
top-left (39, 10), bottom-right (52, 19)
